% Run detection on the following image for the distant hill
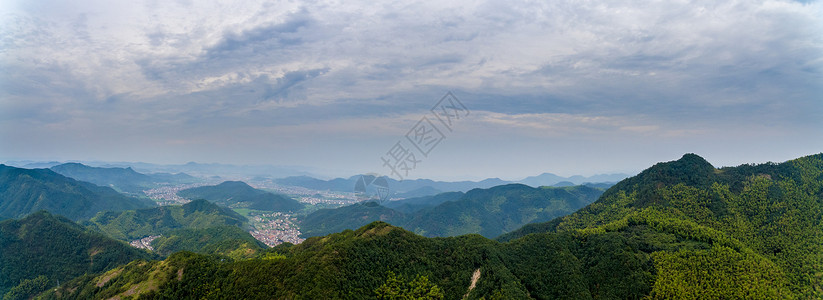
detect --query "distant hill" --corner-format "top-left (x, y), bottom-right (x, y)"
top-left (177, 181), bottom-right (304, 212)
top-left (275, 175), bottom-right (509, 196)
top-left (84, 199), bottom-right (248, 241)
top-left (42, 153), bottom-right (823, 299)
top-left (0, 164), bottom-right (156, 221)
top-left (276, 173), bottom-right (622, 198)
top-left (299, 184), bottom-right (603, 238)
top-left (517, 172), bottom-right (629, 187)
top-left (0, 211), bottom-right (154, 297)
top-left (50, 163), bottom-right (199, 194)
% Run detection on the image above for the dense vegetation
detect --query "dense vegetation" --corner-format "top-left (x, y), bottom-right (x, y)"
top-left (150, 225), bottom-right (266, 259)
top-left (0, 164), bottom-right (155, 221)
top-left (0, 212), bottom-right (154, 297)
top-left (300, 184), bottom-right (602, 238)
top-left (84, 199), bottom-right (247, 241)
top-left (177, 181), bottom-right (304, 212)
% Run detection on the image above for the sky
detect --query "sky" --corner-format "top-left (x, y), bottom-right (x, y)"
top-left (1, 0), bottom-right (822, 181)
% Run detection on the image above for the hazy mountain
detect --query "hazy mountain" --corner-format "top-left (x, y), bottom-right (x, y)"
top-left (517, 172), bottom-right (630, 187)
top-left (275, 175), bottom-right (510, 196)
top-left (0, 211), bottom-right (154, 297)
top-left (177, 181), bottom-right (304, 212)
top-left (300, 184), bottom-right (602, 238)
top-left (50, 163), bottom-right (199, 194)
top-left (84, 199), bottom-right (248, 241)
top-left (0, 164), bottom-right (156, 221)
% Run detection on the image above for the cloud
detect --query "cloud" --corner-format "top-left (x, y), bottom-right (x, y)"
top-left (1, 0), bottom-right (821, 177)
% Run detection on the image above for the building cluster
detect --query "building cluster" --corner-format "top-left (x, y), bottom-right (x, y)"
top-left (142, 183), bottom-right (207, 205)
top-left (129, 235), bottom-right (161, 251)
top-left (248, 212), bottom-right (305, 247)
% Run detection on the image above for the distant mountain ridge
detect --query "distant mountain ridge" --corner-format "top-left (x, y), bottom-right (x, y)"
top-left (275, 173), bottom-right (627, 198)
top-left (0, 164), bottom-right (156, 221)
top-left (50, 162), bottom-right (199, 194)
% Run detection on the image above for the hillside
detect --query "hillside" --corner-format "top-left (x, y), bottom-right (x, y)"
top-left (177, 181), bottom-right (304, 212)
top-left (0, 211), bottom-right (154, 298)
top-left (41, 153), bottom-right (823, 299)
top-left (0, 165), bottom-right (156, 221)
top-left (50, 163), bottom-right (198, 194)
top-left (150, 225), bottom-right (267, 259)
top-left (299, 185), bottom-right (602, 238)
top-left (84, 199), bottom-right (247, 241)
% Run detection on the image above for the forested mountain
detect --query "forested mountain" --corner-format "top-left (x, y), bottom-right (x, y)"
top-left (299, 185), bottom-right (602, 238)
top-left (0, 165), bottom-right (156, 221)
top-left (177, 181), bottom-right (304, 212)
top-left (84, 199), bottom-right (248, 241)
top-left (404, 184), bottom-right (603, 237)
top-left (31, 153), bottom-right (823, 298)
top-left (0, 211), bottom-right (154, 298)
top-left (50, 163), bottom-right (198, 194)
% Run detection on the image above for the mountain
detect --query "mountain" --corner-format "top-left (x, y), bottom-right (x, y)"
top-left (498, 153), bottom-right (823, 298)
top-left (50, 163), bottom-right (199, 194)
top-left (299, 184), bottom-right (602, 238)
top-left (33, 153), bottom-right (823, 298)
top-left (177, 181), bottom-right (304, 212)
top-left (84, 199), bottom-right (248, 241)
top-left (0, 164), bottom-right (156, 221)
top-left (0, 211), bottom-right (154, 298)
top-left (403, 184), bottom-right (603, 237)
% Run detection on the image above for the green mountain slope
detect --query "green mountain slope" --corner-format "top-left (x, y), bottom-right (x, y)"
top-left (499, 153), bottom-right (823, 297)
top-left (84, 199), bottom-right (247, 241)
top-left (0, 211), bottom-right (154, 297)
top-left (177, 181), bottom-right (304, 212)
top-left (0, 165), bottom-right (156, 221)
top-left (300, 184), bottom-right (602, 238)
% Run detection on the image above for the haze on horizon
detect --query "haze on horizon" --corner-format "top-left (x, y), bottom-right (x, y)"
top-left (1, 0), bottom-right (821, 181)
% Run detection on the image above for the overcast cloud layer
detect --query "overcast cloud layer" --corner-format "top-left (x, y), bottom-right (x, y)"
top-left (1, 0), bottom-right (822, 180)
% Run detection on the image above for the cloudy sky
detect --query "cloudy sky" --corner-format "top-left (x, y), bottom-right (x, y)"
top-left (1, 0), bottom-right (821, 180)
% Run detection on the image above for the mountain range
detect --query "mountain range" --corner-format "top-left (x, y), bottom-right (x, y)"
top-left (0, 164), bottom-right (156, 221)
top-left (49, 163), bottom-right (199, 194)
top-left (37, 153), bottom-right (823, 299)
top-left (275, 172), bottom-right (628, 198)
